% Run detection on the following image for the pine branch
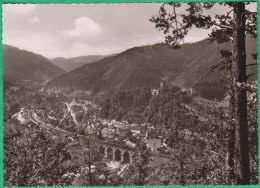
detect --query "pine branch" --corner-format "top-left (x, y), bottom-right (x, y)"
top-left (214, 23), bottom-right (233, 30)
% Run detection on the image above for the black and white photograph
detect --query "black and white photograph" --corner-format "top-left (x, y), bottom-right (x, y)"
top-left (3, 2), bottom-right (258, 186)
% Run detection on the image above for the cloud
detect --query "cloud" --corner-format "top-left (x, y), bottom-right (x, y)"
top-left (5, 3), bottom-right (246, 58)
top-left (3, 4), bottom-right (36, 14)
top-left (28, 16), bottom-right (40, 24)
top-left (62, 17), bottom-right (102, 38)
top-left (3, 33), bottom-right (60, 57)
top-left (3, 32), bottom-right (117, 58)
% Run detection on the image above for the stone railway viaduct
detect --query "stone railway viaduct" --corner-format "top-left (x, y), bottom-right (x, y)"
top-left (69, 136), bottom-right (135, 164)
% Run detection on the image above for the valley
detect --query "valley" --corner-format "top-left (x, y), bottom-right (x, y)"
top-left (6, 76), bottom-right (257, 186)
top-left (3, 2), bottom-right (258, 186)
top-left (3, 36), bottom-right (258, 185)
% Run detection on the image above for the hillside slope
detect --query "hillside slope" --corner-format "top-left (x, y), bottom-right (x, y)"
top-left (3, 44), bottom-right (65, 83)
top-left (172, 36), bottom-right (257, 88)
top-left (47, 37), bottom-right (256, 97)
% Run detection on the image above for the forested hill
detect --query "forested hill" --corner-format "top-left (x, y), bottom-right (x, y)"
top-left (51, 55), bottom-right (107, 72)
top-left (3, 44), bottom-right (65, 83)
top-left (99, 84), bottom-right (196, 129)
top-left (47, 37), bottom-right (256, 99)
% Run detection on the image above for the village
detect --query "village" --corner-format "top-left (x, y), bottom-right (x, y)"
top-left (12, 105), bottom-right (196, 157)
top-left (71, 116), bottom-right (199, 155)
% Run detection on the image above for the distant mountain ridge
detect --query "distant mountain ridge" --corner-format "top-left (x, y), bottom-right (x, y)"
top-left (51, 55), bottom-right (107, 72)
top-left (47, 37), bottom-right (256, 98)
top-left (3, 44), bottom-right (65, 83)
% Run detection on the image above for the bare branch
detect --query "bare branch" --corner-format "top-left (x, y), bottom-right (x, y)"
top-left (246, 63), bottom-right (257, 67)
top-left (192, 56), bottom-right (232, 88)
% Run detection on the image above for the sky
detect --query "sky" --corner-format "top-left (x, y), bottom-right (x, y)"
top-left (3, 3), bottom-right (257, 58)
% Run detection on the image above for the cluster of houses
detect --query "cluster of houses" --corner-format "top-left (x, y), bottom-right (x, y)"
top-left (79, 116), bottom-right (201, 154)
top-left (84, 119), bottom-right (147, 139)
top-left (82, 119), bottom-right (172, 152)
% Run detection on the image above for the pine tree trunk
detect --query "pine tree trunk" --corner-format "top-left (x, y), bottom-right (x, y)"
top-left (233, 2), bottom-right (250, 184)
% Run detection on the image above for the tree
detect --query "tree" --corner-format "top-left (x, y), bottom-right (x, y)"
top-left (124, 139), bottom-right (152, 185)
top-left (72, 136), bottom-right (106, 186)
top-left (232, 3), bottom-right (250, 184)
top-left (4, 127), bottom-right (79, 186)
top-left (150, 2), bottom-right (256, 184)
